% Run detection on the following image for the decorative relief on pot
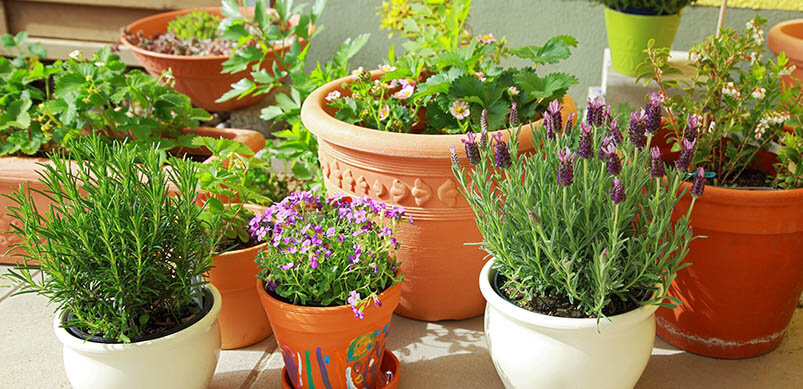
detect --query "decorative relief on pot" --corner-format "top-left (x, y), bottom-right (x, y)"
top-left (331, 161), bottom-right (342, 188)
top-left (342, 169), bottom-right (355, 192)
top-left (438, 180), bottom-right (459, 207)
top-left (372, 180), bottom-right (385, 197)
top-left (390, 179), bottom-right (407, 203)
top-left (322, 161), bottom-right (331, 178)
top-left (411, 179), bottom-right (432, 206)
top-left (355, 176), bottom-right (369, 195)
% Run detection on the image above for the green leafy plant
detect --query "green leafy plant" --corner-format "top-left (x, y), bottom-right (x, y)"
top-left (589, 0), bottom-right (696, 15)
top-left (252, 192), bottom-right (409, 318)
top-left (452, 97), bottom-right (701, 319)
top-left (2, 136), bottom-right (221, 343)
top-left (329, 34), bottom-right (578, 134)
top-left (638, 16), bottom-right (803, 187)
top-left (377, 0), bottom-right (473, 59)
top-left (774, 124), bottom-right (803, 189)
top-left (168, 10), bottom-right (222, 41)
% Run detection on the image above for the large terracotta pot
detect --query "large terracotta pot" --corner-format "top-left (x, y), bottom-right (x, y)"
top-left (120, 7), bottom-right (293, 112)
top-left (0, 127), bottom-right (265, 265)
top-left (652, 129), bottom-right (803, 358)
top-left (301, 73), bottom-right (576, 321)
top-left (55, 284), bottom-right (222, 389)
top-left (257, 279), bottom-right (401, 389)
top-left (479, 260), bottom-right (657, 389)
top-left (768, 19), bottom-right (803, 89)
top-left (207, 240), bottom-right (271, 349)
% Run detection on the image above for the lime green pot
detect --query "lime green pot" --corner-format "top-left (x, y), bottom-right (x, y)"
top-left (604, 7), bottom-right (681, 76)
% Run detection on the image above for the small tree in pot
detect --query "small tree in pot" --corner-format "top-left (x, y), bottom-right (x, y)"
top-left (452, 98), bottom-right (702, 388)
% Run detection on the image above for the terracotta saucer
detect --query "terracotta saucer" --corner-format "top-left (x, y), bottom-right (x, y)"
top-left (281, 349), bottom-right (400, 389)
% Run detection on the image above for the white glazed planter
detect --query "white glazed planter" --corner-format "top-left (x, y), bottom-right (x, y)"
top-left (54, 284), bottom-right (223, 389)
top-left (479, 260), bottom-right (657, 389)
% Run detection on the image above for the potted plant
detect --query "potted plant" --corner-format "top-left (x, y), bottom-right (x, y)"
top-left (768, 18), bottom-right (803, 88)
top-left (1, 137), bottom-right (223, 389)
top-left (301, 0), bottom-right (578, 321)
top-left (192, 136), bottom-right (284, 349)
top-left (0, 37), bottom-right (264, 264)
top-left (121, 0), bottom-right (317, 112)
top-left (252, 192), bottom-right (407, 389)
top-left (452, 97), bottom-right (701, 388)
top-left (590, 0), bottom-right (696, 76)
top-left (640, 16), bottom-right (803, 358)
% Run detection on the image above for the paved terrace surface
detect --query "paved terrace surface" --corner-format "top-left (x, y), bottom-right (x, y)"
top-left (1, 265), bottom-right (801, 388)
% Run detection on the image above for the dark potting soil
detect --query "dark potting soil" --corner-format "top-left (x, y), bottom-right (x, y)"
top-left (216, 235), bottom-right (263, 254)
top-left (730, 169), bottom-right (771, 188)
top-left (496, 276), bottom-right (646, 318)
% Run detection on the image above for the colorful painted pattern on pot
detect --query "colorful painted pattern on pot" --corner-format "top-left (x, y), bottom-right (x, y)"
top-left (282, 323), bottom-right (390, 389)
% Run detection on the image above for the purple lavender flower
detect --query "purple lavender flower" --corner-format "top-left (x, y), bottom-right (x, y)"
top-left (564, 112), bottom-right (575, 134)
top-left (684, 114), bottom-right (700, 142)
top-left (609, 119), bottom-right (622, 146)
top-left (602, 107), bottom-right (613, 127)
top-left (586, 96), bottom-right (606, 127)
top-left (675, 138), bottom-right (696, 171)
top-left (691, 167), bottom-right (706, 197)
top-left (611, 177), bottom-right (626, 204)
top-left (577, 122), bottom-right (593, 159)
top-left (603, 143), bottom-right (621, 176)
top-left (644, 93), bottom-right (663, 134)
top-left (650, 147), bottom-right (665, 179)
top-left (493, 132), bottom-right (512, 169)
top-left (509, 102), bottom-right (519, 128)
top-left (628, 110), bottom-right (647, 149)
top-left (462, 132), bottom-right (481, 165)
top-left (599, 135), bottom-right (613, 161)
top-left (480, 108), bottom-right (489, 134)
top-left (544, 99), bottom-right (563, 139)
top-left (449, 146), bottom-right (460, 167)
top-left (557, 147), bottom-right (576, 186)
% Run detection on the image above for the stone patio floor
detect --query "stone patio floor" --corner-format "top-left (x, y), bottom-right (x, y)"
top-left (1, 264), bottom-right (801, 388)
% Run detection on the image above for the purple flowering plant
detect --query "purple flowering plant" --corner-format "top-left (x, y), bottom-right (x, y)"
top-left (251, 191), bottom-right (408, 319)
top-left (451, 97), bottom-right (704, 320)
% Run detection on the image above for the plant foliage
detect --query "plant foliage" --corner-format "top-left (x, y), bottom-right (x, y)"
top-left (589, 0), bottom-right (696, 16)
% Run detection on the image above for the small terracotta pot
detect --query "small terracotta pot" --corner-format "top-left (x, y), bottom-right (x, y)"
top-left (651, 128), bottom-right (803, 358)
top-left (0, 127), bottom-right (265, 265)
top-left (120, 7), bottom-right (294, 112)
top-left (768, 19), bottom-right (803, 89)
top-left (257, 279), bottom-right (401, 389)
top-left (206, 240), bottom-right (271, 349)
top-left (300, 71), bottom-right (577, 321)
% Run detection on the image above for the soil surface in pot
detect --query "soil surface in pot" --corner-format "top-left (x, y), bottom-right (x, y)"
top-left (496, 276), bottom-right (648, 318)
top-left (730, 169), bottom-right (770, 188)
top-left (65, 287), bottom-right (213, 343)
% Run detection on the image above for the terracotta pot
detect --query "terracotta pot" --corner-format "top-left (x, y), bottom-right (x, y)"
top-left (257, 279), bottom-right (402, 389)
top-left (281, 349), bottom-right (401, 389)
top-left (120, 7), bottom-right (295, 112)
top-left (300, 72), bottom-right (577, 321)
top-left (768, 19), bottom-right (803, 89)
top-left (651, 129), bottom-right (803, 358)
top-left (0, 127), bottom-right (265, 265)
top-left (207, 240), bottom-right (271, 350)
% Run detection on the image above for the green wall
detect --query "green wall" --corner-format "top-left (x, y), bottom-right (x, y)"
top-left (306, 0), bottom-right (803, 104)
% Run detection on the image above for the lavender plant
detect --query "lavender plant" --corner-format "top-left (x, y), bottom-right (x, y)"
top-left (251, 192), bottom-right (409, 319)
top-left (452, 97), bottom-right (703, 319)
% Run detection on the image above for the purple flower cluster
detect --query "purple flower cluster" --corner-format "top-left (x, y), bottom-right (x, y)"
top-left (628, 110), bottom-right (648, 149)
top-left (650, 147), bottom-right (665, 179)
top-left (611, 177), bottom-right (626, 204)
top-left (564, 113), bottom-right (576, 135)
top-left (599, 140), bottom-right (621, 176)
top-left (644, 93), bottom-right (663, 134)
top-left (691, 168), bottom-right (706, 197)
top-left (577, 122), bottom-right (593, 159)
top-left (493, 132), bottom-right (512, 169)
top-left (544, 100), bottom-right (563, 140)
top-left (684, 114), bottom-right (700, 142)
top-left (449, 146), bottom-right (460, 167)
top-left (509, 102), bottom-right (519, 128)
top-left (608, 118), bottom-right (622, 146)
top-left (586, 97), bottom-right (606, 127)
top-left (675, 138), bottom-right (696, 172)
top-left (557, 147), bottom-right (576, 186)
top-left (462, 132), bottom-right (481, 165)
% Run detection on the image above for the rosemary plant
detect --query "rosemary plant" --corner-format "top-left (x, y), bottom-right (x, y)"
top-left (452, 98), bottom-right (703, 319)
top-left (2, 137), bottom-right (221, 342)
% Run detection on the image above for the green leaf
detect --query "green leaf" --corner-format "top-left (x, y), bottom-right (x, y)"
top-left (221, 0), bottom-right (242, 19)
top-left (206, 197), bottom-right (224, 214)
top-left (255, 0), bottom-right (270, 30)
top-left (216, 78), bottom-right (256, 103)
top-left (260, 106), bottom-right (283, 121)
top-left (219, 23), bottom-right (251, 42)
top-left (291, 162), bottom-right (312, 180)
top-left (333, 34), bottom-right (370, 67)
top-left (448, 74), bottom-right (484, 101)
top-left (0, 34), bottom-right (15, 49)
top-left (514, 70), bottom-right (577, 99)
top-left (311, 0), bottom-right (327, 25)
top-left (510, 35), bottom-right (577, 65)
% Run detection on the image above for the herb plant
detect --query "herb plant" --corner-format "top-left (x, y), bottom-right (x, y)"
top-left (589, 0), bottom-right (697, 15)
top-left (452, 97), bottom-right (702, 319)
top-left (168, 10), bottom-right (222, 41)
top-left (252, 192), bottom-right (409, 319)
top-left (774, 124), bottom-right (803, 189)
top-left (2, 137), bottom-right (221, 343)
top-left (639, 16), bottom-right (802, 187)
top-left (377, 0), bottom-right (473, 59)
top-left (123, 9), bottom-right (234, 56)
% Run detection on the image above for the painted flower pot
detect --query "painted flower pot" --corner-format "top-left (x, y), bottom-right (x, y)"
top-left (257, 279), bottom-right (401, 389)
top-left (120, 7), bottom-right (295, 112)
top-left (604, 7), bottom-right (681, 76)
top-left (207, 240), bottom-right (272, 349)
top-left (652, 129), bottom-right (803, 358)
top-left (0, 126), bottom-right (265, 265)
top-left (54, 284), bottom-right (222, 389)
top-left (300, 72), bottom-right (576, 321)
top-left (768, 19), bottom-right (803, 88)
top-left (281, 349), bottom-right (401, 389)
top-left (479, 260), bottom-right (658, 389)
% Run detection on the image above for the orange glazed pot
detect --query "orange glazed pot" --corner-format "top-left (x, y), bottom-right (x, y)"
top-left (206, 241), bottom-right (272, 349)
top-left (257, 279), bottom-right (401, 389)
top-left (301, 72), bottom-right (576, 321)
top-left (121, 7), bottom-right (292, 112)
top-left (0, 127), bottom-right (265, 265)
top-left (652, 129), bottom-right (803, 358)
top-left (768, 19), bottom-right (803, 89)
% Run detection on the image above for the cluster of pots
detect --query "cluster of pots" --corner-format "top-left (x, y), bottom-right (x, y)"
top-left (3, 6), bottom-right (803, 389)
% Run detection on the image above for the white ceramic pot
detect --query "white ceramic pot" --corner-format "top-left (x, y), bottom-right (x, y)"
top-left (54, 284), bottom-right (223, 389)
top-left (479, 260), bottom-right (657, 389)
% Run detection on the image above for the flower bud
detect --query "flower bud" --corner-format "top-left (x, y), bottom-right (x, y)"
top-left (628, 110), bottom-right (647, 149)
top-left (480, 108), bottom-right (489, 133)
top-left (577, 122), bottom-right (593, 159)
top-left (509, 102), bottom-right (519, 128)
top-left (675, 138), bottom-right (696, 171)
top-left (449, 146), bottom-right (460, 167)
top-left (691, 167), bottom-right (706, 197)
top-left (493, 132), bottom-right (511, 169)
top-left (644, 93), bottom-right (663, 134)
top-left (462, 132), bottom-right (481, 165)
top-left (611, 177), bottom-right (626, 204)
top-left (557, 147), bottom-right (576, 186)
top-left (609, 118), bottom-right (622, 146)
top-left (650, 146), bottom-right (665, 179)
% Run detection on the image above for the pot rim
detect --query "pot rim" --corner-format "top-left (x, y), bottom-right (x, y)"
top-left (300, 70), bottom-right (576, 158)
top-left (54, 283), bottom-right (222, 353)
top-left (256, 278), bottom-right (401, 316)
top-left (603, 5), bottom-right (682, 18)
top-left (677, 178), bottom-right (803, 204)
top-left (479, 259), bottom-right (658, 331)
top-left (120, 7), bottom-right (302, 62)
top-left (768, 19), bottom-right (803, 60)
